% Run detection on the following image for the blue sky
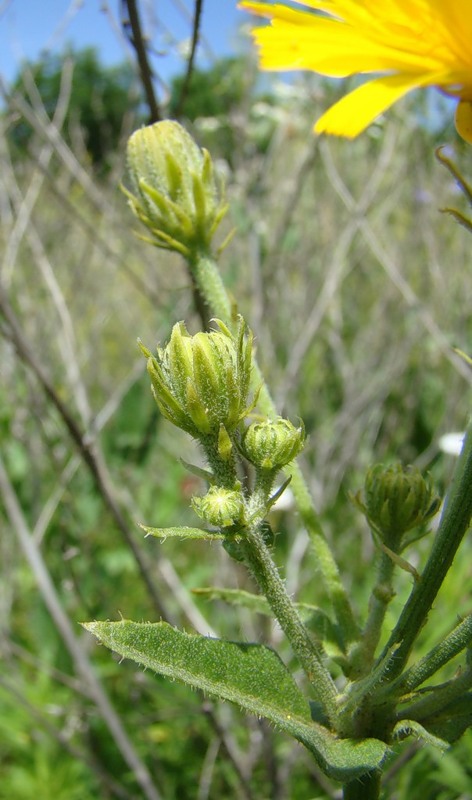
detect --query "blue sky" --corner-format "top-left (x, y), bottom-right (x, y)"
top-left (0, 0), bottom-right (249, 86)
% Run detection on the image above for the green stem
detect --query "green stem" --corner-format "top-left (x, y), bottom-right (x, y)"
top-left (190, 250), bottom-right (232, 321)
top-left (350, 550), bottom-right (395, 676)
top-left (200, 435), bottom-right (238, 489)
top-left (343, 770), bottom-right (381, 800)
top-left (396, 667), bottom-right (472, 723)
top-left (374, 418), bottom-right (472, 682)
top-left (240, 523), bottom-right (339, 727)
top-left (387, 614), bottom-right (472, 697)
top-left (189, 249), bottom-right (358, 647)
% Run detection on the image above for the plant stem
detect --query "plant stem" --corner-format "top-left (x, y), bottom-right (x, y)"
top-left (387, 613), bottom-right (472, 697)
top-left (190, 250), bottom-right (233, 321)
top-left (396, 666), bottom-right (472, 722)
top-left (240, 523), bottom-right (339, 727)
top-left (374, 417), bottom-right (472, 682)
top-left (343, 770), bottom-right (381, 800)
top-left (189, 249), bottom-right (358, 646)
top-left (350, 550), bottom-right (395, 675)
top-left (201, 435), bottom-right (238, 489)
top-left (286, 463), bottom-right (361, 648)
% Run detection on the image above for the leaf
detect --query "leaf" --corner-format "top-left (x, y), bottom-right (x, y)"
top-left (192, 587), bottom-right (343, 651)
top-left (83, 620), bottom-right (387, 781)
top-left (192, 586), bottom-right (272, 614)
top-left (139, 524), bottom-right (224, 541)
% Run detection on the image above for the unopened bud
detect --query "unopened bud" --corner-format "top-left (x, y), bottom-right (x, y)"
top-left (242, 418), bottom-right (305, 471)
top-left (354, 463), bottom-right (440, 549)
top-left (143, 317), bottom-right (255, 438)
top-left (124, 121), bottom-right (228, 256)
top-left (192, 486), bottom-right (244, 528)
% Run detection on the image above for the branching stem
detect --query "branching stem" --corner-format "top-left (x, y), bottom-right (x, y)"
top-left (189, 249), bottom-right (359, 647)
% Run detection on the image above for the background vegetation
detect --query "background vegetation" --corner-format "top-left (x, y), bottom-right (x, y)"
top-left (1, 6), bottom-right (472, 798)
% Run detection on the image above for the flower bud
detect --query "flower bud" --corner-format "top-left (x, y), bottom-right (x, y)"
top-left (192, 486), bottom-right (244, 528)
top-left (242, 418), bottom-right (305, 471)
top-left (144, 317), bottom-right (254, 438)
top-left (355, 463), bottom-right (440, 549)
top-left (124, 121), bottom-right (228, 256)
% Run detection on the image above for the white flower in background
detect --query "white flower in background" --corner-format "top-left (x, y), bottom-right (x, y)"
top-left (438, 432), bottom-right (465, 457)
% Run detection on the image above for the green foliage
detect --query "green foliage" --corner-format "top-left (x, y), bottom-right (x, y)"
top-left (8, 47), bottom-right (144, 168)
top-left (168, 57), bottom-right (256, 163)
top-left (169, 57), bottom-right (248, 122)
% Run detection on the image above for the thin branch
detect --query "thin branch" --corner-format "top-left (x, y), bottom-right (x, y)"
top-left (319, 138), bottom-right (472, 385)
top-left (1, 79), bottom-right (113, 215)
top-left (174, 0), bottom-right (204, 118)
top-left (122, 0), bottom-right (161, 123)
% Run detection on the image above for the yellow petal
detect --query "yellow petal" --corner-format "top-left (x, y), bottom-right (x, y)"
top-left (455, 100), bottom-right (472, 144)
top-left (241, 3), bottom-right (453, 77)
top-left (314, 73), bottom-right (431, 138)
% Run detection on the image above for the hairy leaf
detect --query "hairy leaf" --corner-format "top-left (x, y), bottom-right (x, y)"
top-left (192, 587), bottom-right (342, 649)
top-left (83, 620), bottom-right (387, 780)
top-left (140, 524), bottom-right (224, 540)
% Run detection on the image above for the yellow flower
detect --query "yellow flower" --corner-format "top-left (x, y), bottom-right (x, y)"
top-left (239, 0), bottom-right (472, 142)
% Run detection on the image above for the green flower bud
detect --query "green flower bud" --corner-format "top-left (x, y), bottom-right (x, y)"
top-left (144, 317), bottom-right (255, 438)
top-left (355, 463), bottom-right (440, 549)
top-left (242, 418), bottom-right (305, 471)
top-left (124, 121), bottom-right (228, 256)
top-left (192, 486), bottom-right (244, 529)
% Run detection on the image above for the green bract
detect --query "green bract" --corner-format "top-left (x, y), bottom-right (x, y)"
top-left (143, 317), bottom-right (254, 438)
top-left (242, 417), bottom-right (305, 471)
top-left (192, 486), bottom-right (244, 528)
top-left (124, 120), bottom-right (228, 256)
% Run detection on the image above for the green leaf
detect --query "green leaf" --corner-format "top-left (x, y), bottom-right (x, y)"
top-left (192, 586), bottom-right (271, 614)
top-left (192, 587), bottom-right (343, 651)
top-left (140, 524), bottom-right (224, 540)
top-left (83, 620), bottom-right (387, 781)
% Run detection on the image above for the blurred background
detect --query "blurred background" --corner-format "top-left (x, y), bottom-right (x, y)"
top-left (1, 2), bottom-right (472, 798)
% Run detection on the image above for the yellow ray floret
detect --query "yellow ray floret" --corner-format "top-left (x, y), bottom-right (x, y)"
top-left (239, 0), bottom-right (472, 141)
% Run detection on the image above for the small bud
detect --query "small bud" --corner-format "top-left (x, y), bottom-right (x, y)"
top-left (124, 121), bottom-right (228, 256)
top-left (242, 418), bottom-right (305, 471)
top-left (144, 317), bottom-right (255, 439)
top-left (355, 463), bottom-right (440, 549)
top-left (192, 486), bottom-right (244, 528)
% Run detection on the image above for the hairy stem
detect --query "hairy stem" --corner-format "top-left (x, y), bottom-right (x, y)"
top-left (387, 614), bottom-right (472, 697)
top-left (350, 550), bottom-right (395, 676)
top-left (240, 523), bottom-right (339, 727)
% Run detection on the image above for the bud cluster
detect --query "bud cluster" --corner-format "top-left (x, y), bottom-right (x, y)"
top-left (124, 120), bottom-right (227, 256)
